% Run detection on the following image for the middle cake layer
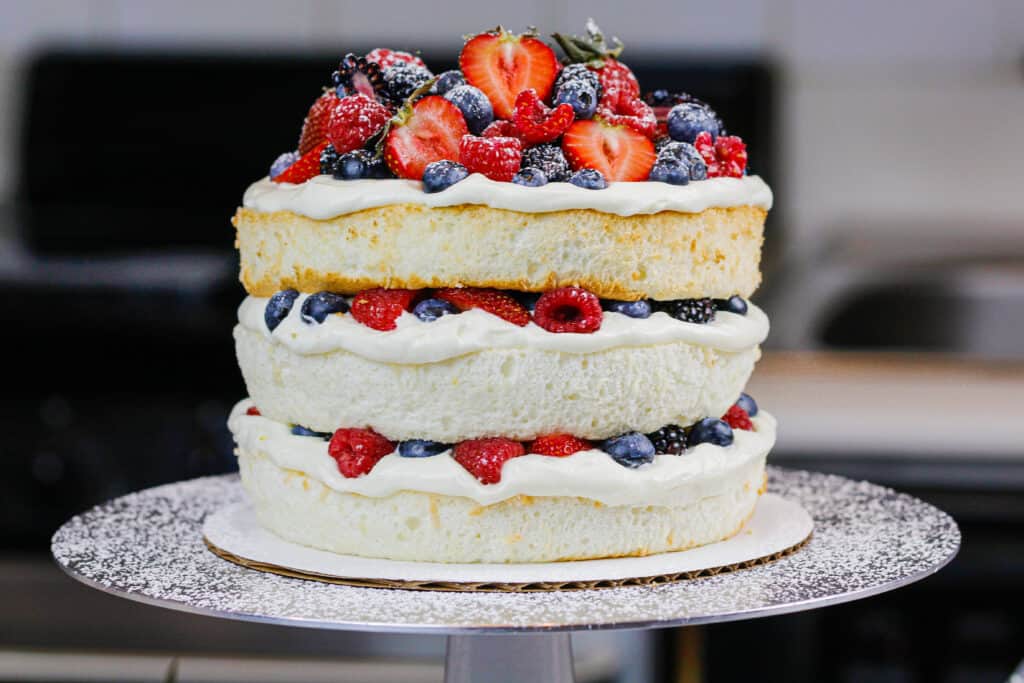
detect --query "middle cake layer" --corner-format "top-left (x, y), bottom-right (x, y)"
top-left (236, 295), bottom-right (769, 442)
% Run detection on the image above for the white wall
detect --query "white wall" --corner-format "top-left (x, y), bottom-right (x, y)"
top-left (1, 0), bottom-right (1022, 254)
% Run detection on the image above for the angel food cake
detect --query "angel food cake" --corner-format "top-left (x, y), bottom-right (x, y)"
top-left (229, 21), bottom-right (775, 563)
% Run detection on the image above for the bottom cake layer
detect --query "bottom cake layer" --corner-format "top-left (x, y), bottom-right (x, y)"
top-left (237, 446), bottom-right (768, 564)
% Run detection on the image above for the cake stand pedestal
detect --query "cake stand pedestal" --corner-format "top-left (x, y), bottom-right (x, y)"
top-left (51, 467), bottom-right (959, 683)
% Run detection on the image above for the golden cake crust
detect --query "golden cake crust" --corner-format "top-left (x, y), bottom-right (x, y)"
top-left (233, 203), bottom-right (766, 300)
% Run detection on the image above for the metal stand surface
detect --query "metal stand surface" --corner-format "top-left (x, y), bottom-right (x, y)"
top-left (52, 467), bottom-right (959, 682)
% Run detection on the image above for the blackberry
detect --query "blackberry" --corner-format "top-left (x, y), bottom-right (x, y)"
top-left (382, 62), bottom-right (433, 104)
top-left (521, 144), bottom-right (572, 182)
top-left (659, 298), bottom-right (716, 324)
top-left (647, 425), bottom-right (687, 455)
top-left (555, 63), bottom-right (601, 97)
top-left (332, 53), bottom-right (386, 100)
top-left (319, 144), bottom-right (340, 175)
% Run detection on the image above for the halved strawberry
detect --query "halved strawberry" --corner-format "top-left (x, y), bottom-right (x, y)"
top-left (459, 29), bottom-right (559, 119)
top-left (298, 91), bottom-right (340, 155)
top-left (273, 141), bottom-right (328, 184)
top-left (513, 89), bottom-right (575, 145)
top-left (384, 95), bottom-right (469, 180)
top-left (561, 120), bottom-right (655, 182)
top-left (435, 287), bottom-right (530, 326)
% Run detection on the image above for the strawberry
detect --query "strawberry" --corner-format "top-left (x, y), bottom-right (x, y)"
top-left (273, 141), bottom-right (328, 184)
top-left (529, 434), bottom-right (592, 457)
top-left (365, 48), bottom-right (426, 70)
top-left (454, 438), bottom-right (525, 485)
top-left (245, 406), bottom-right (261, 416)
top-left (592, 58), bottom-right (640, 107)
top-left (459, 28), bottom-right (559, 119)
top-left (694, 131), bottom-right (747, 178)
top-left (533, 286), bottom-right (603, 334)
top-left (482, 119), bottom-right (518, 138)
top-left (298, 91), bottom-right (340, 155)
top-left (512, 89), bottom-right (575, 145)
top-left (434, 287), bottom-right (530, 326)
top-left (326, 94), bottom-right (390, 155)
top-left (458, 135), bottom-right (522, 181)
top-left (596, 96), bottom-right (658, 140)
top-left (384, 95), bottom-right (468, 179)
top-left (722, 405), bottom-right (754, 431)
top-left (350, 288), bottom-right (418, 331)
top-left (552, 21), bottom-right (639, 107)
top-left (329, 428), bottom-right (395, 478)
top-left (561, 120), bottom-right (655, 182)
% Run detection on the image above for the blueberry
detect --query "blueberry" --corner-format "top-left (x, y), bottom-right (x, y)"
top-left (522, 144), bottom-right (572, 182)
top-left (602, 432), bottom-right (656, 468)
top-left (648, 158), bottom-right (690, 185)
top-left (714, 295), bottom-right (748, 315)
top-left (603, 299), bottom-right (652, 318)
top-left (513, 167), bottom-right (548, 187)
top-left (269, 151), bottom-right (299, 180)
top-left (300, 291), bottom-right (349, 324)
top-left (686, 418), bottom-right (734, 447)
top-left (667, 102), bottom-right (721, 144)
top-left (422, 160), bottom-right (469, 193)
top-left (554, 79), bottom-right (598, 119)
top-left (444, 85), bottom-right (494, 135)
top-left (736, 392), bottom-right (758, 417)
top-left (399, 439), bottom-right (449, 458)
top-left (658, 141), bottom-right (707, 180)
top-left (264, 289), bottom-right (299, 331)
top-left (334, 83), bottom-right (349, 98)
top-left (413, 297), bottom-right (459, 322)
top-left (435, 70), bottom-right (466, 95)
top-left (333, 150), bottom-right (371, 180)
top-left (290, 424), bottom-right (332, 439)
top-left (569, 168), bottom-right (607, 190)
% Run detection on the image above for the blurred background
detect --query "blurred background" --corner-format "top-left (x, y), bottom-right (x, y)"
top-left (1, 1), bottom-right (1022, 681)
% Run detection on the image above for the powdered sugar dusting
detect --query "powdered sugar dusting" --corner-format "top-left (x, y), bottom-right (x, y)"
top-left (51, 467), bottom-right (959, 633)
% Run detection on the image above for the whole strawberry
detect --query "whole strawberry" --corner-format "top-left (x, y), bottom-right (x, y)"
top-left (459, 135), bottom-right (522, 181)
top-left (454, 438), bottom-right (526, 484)
top-left (350, 288), bottom-right (418, 330)
top-left (434, 287), bottom-right (530, 326)
top-left (273, 141), bottom-right (328, 184)
top-left (329, 428), bottom-right (395, 478)
top-left (298, 91), bottom-right (341, 155)
top-left (529, 434), bottom-right (592, 457)
top-left (327, 94), bottom-right (391, 155)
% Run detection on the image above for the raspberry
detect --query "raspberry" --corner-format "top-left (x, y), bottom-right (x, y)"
top-left (512, 89), bottom-right (575, 145)
top-left (434, 287), bottom-right (530, 327)
top-left (459, 135), bottom-right (522, 181)
top-left (350, 288), bottom-right (418, 330)
top-left (482, 120), bottom-right (518, 138)
top-left (529, 434), bottom-right (592, 457)
top-left (722, 405), bottom-right (753, 431)
top-left (329, 428), bottom-right (395, 478)
top-left (245, 406), bottom-right (261, 416)
top-left (453, 438), bottom-right (525, 484)
top-left (647, 425), bottom-right (686, 454)
top-left (327, 94), bottom-right (391, 155)
top-left (596, 96), bottom-right (658, 139)
top-left (694, 131), bottom-right (747, 178)
top-left (533, 286), bottom-right (603, 334)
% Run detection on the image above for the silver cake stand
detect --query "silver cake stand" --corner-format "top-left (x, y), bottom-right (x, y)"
top-left (51, 467), bottom-right (959, 682)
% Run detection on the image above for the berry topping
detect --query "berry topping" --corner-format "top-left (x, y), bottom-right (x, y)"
top-left (660, 298), bottom-right (716, 324)
top-left (562, 119), bottom-right (655, 182)
top-left (657, 141), bottom-right (707, 180)
top-left (596, 96), bottom-right (658, 139)
top-left (422, 159), bottom-right (470, 193)
top-left (459, 28), bottom-right (559, 119)
top-left (481, 119), bottom-right (518, 138)
top-left (648, 157), bottom-right (690, 185)
top-left (513, 89), bottom-right (575, 145)
top-left (326, 94), bottom-right (390, 155)
top-left (722, 405), bottom-right (754, 431)
top-left (458, 134), bottom-right (522, 182)
top-left (365, 48), bottom-right (426, 70)
top-left (529, 434), bottom-right (592, 457)
top-left (435, 287), bottom-right (530, 326)
top-left (554, 78), bottom-right (599, 120)
top-left (329, 428), bottom-right (395, 478)
top-left (668, 102), bottom-right (721, 144)
top-left (350, 288), bottom-right (418, 331)
top-left (245, 406), bottom-right (261, 416)
top-left (568, 167), bottom-right (607, 190)
top-left (736, 393), bottom-right (759, 417)
top-left (269, 151), bottom-right (299, 180)
top-left (444, 84), bottom-right (494, 135)
top-left (291, 424), bottom-right (332, 439)
top-left (398, 439), bottom-right (449, 458)
top-left (264, 289), bottom-right (299, 331)
top-left (453, 437), bottom-right (526, 484)
top-left (412, 297), bottom-right (460, 322)
top-left (333, 53), bottom-right (386, 100)
top-left (714, 295), bottom-right (748, 315)
top-left (694, 131), bottom-right (748, 178)
top-left (601, 432), bottom-right (656, 468)
top-left (521, 144), bottom-right (572, 181)
top-left (553, 21), bottom-right (639, 105)
top-left (273, 141), bottom-right (328, 184)
top-left (381, 61), bottom-right (434, 104)
top-left (603, 299), bottom-right (651, 318)
top-left (647, 425), bottom-right (687, 455)
top-left (512, 167), bottom-right (548, 187)
top-left (434, 69), bottom-right (466, 95)
top-left (300, 291), bottom-right (349, 324)
top-left (384, 95), bottom-right (469, 180)
top-left (687, 418), bottom-right (734, 447)
top-left (298, 91), bottom-right (341, 156)
top-left (533, 286), bottom-right (603, 333)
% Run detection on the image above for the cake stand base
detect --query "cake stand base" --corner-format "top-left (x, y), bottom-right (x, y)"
top-left (445, 633), bottom-right (574, 683)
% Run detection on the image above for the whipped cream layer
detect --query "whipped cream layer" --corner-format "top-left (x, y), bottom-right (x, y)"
top-left (229, 400), bottom-right (775, 507)
top-left (238, 295), bottom-right (769, 364)
top-left (243, 173), bottom-right (773, 219)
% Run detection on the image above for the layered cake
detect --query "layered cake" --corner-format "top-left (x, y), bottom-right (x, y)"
top-left (229, 22), bottom-right (774, 563)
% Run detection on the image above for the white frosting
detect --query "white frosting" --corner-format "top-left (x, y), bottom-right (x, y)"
top-left (229, 400), bottom-right (775, 507)
top-left (242, 173), bottom-right (773, 219)
top-left (238, 295), bottom-right (769, 364)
